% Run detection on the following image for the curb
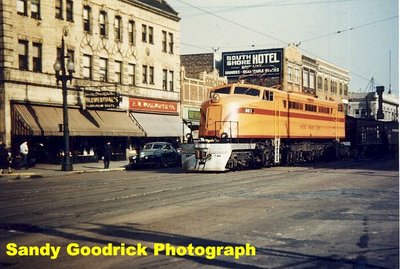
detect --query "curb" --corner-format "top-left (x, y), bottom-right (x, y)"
top-left (0, 167), bottom-right (126, 180)
top-left (0, 173), bottom-right (43, 180)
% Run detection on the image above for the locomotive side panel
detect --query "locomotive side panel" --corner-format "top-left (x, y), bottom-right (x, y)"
top-left (199, 84), bottom-right (345, 140)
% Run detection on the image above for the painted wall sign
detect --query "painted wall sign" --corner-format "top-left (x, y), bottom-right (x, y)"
top-left (85, 91), bottom-right (121, 109)
top-left (129, 98), bottom-right (178, 113)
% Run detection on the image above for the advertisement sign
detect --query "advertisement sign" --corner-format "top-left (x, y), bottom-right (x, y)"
top-left (129, 98), bottom-right (178, 114)
top-left (85, 91), bottom-right (121, 109)
top-left (222, 48), bottom-right (283, 78)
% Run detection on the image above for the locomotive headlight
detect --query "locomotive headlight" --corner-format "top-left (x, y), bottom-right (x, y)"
top-left (211, 93), bottom-right (220, 103)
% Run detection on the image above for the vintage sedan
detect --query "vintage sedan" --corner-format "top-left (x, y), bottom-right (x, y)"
top-left (128, 142), bottom-right (181, 169)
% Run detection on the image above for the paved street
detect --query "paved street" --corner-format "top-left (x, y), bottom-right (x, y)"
top-left (0, 158), bottom-right (398, 269)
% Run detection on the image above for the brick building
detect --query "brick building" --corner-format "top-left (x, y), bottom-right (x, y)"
top-left (180, 53), bottom-right (226, 137)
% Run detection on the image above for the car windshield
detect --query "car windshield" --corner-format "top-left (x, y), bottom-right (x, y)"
top-left (144, 143), bottom-right (163, 150)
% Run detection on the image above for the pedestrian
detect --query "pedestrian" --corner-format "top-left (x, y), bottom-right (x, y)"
top-left (0, 140), bottom-right (12, 174)
top-left (103, 141), bottom-right (112, 169)
top-left (19, 140), bottom-right (29, 169)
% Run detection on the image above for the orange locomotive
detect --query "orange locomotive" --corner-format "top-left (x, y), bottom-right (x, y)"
top-left (200, 83), bottom-right (345, 140)
top-left (182, 83), bottom-right (345, 171)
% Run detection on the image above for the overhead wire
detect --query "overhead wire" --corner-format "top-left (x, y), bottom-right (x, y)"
top-left (298, 15), bottom-right (398, 43)
top-left (173, 0), bottom-right (289, 46)
top-left (175, 0), bottom-right (396, 87)
top-left (182, 0), bottom-right (362, 18)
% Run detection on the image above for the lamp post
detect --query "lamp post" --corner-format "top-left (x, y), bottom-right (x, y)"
top-left (53, 36), bottom-right (74, 171)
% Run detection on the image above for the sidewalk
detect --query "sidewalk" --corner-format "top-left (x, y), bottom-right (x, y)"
top-left (0, 160), bottom-right (128, 180)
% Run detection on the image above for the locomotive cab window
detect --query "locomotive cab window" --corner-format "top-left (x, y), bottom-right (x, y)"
top-left (210, 87), bottom-right (231, 97)
top-left (263, 91), bottom-right (274, 101)
top-left (233, 87), bottom-right (260, 97)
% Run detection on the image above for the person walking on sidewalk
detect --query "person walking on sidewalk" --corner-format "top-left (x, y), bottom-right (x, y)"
top-left (0, 140), bottom-right (12, 174)
top-left (103, 142), bottom-right (112, 169)
top-left (19, 140), bottom-right (29, 169)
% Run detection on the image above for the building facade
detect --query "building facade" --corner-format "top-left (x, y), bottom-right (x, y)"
top-left (315, 57), bottom-right (350, 103)
top-left (180, 53), bottom-right (227, 138)
top-left (347, 91), bottom-right (399, 122)
top-left (282, 46), bottom-right (350, 103)
top-left (221, 45), bottom-right (350, 103)
top-left (0, 0), bottom-right (181, 162)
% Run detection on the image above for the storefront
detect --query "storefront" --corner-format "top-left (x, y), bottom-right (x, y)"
top-left (128, 97), bottom-right (189, 148)
top-left (11, 102), bottom-right (145, 163)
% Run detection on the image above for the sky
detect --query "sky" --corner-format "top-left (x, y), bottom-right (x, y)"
top-left (167, 0), bottom-right (399, 95)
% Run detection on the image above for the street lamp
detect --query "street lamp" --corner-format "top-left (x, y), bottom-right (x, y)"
top-left (53, 36), bottom-right (74, 171)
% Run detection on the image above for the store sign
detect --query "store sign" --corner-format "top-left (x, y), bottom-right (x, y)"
top-left (222, 48), bottom-right (283, 78)
top-left (85, 91), bottom-right (121, 109)
top-left (129, 98), bottom-right (178, 114)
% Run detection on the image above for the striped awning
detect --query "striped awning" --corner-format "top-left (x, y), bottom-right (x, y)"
top-left (12, 103), bottom-right (145, 137)
top-left (130, 112), bottom-right (187, 137)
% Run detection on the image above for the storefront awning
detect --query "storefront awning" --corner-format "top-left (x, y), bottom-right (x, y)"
top-left (130, 112), bottom-right (186, 137)
top-left (13, 104), bottom-right (145, 137)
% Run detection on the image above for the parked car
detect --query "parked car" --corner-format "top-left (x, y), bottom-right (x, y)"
top-left (128, 142), bottom-right (181, 169)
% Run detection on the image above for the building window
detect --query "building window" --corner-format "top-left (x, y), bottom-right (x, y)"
top-left (99, 11), bottom-right (107, 36)
top-left (188, 110), bottom-right (201, 121)
top-left (331, 80), bottom-right (337, 93)
top-left (83, 6), bottom-right (91, 32)
top-left (18, 40), bottom-right (29, 70)
top-left (32, 42), bottom-right (42, 72)
top-left (148, 26), bottom-right (154, 44)
top-left (317, 76), bottom-right (322, 90)
top-left (31, 0), bottom-right (40, 19)
top-left (324, 78), bottom-right (328, 91)
top-left (162, 31), bottom-right (167, 52)
top-left (339, 83), bottom-right (343, 94)
top-left (142, 24), bottom-right (147, 42)
top-left (115, 61), bottom-right (122, 83)
top-left (344, 84), bottom-right (348, 95)
top-left (17, 0), bottom-right (27, 15)
top-left (114, 16), bottom-right (122, 41)
top-left (309, 71), bottom-right (315, 89)
top-left (169, 70), bottom-right (174, 91)
top-left (128, 63), bottom-right (136, 85)
top-left (55, 0), bottom-right (62, 19)
top-left (66, 0), bottom-right (73, 21)
top-left (83, 54), bottom-right (92, 79)
top-left (287, 66), bottom-right (292, 82)
top-left (303, 70), bottom-right (309, 88)
top-left (99, 58), bottom-right (108, 82)
top-left (295, 68), bottom-right (300, 84)
top-left (149, 66), bottom-right (154, 84)
top-left (168, 33), bottom-right (174, 53)
top-left (142, 65), bottom-right (147, 84)
top-left (162, 69), bottom-right (167, 90)
top-left (128, 20), bottom-right (135, 44)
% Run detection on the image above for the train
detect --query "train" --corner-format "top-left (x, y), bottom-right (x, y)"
top-left (181, 83), bottom-right (398, 172)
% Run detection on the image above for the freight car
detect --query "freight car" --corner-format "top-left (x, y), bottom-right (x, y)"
top-left (182, 83), bottom-right (346, 171)
top-left (345, 116), bottom-right (399, 158)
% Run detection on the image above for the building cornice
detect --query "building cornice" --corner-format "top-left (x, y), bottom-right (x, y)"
top-left (121, 0), bottom-right (180, 22)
